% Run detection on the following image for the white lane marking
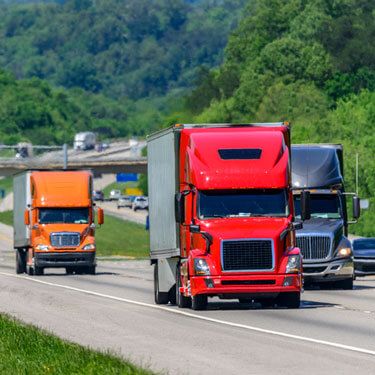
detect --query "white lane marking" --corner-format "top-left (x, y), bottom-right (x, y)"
top-left (1, 271), bottom-right (375, 357)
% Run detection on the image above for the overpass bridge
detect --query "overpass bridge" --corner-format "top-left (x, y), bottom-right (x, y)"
top-left (0, 141), bottom-right (147, 176)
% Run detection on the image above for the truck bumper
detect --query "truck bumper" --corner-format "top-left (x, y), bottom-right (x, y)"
top-left (354, 258), bottom-right (375, 276)
top-left (303, 257), bottom-right (353, 282)
top-left (34, 251), bottom-right (96, 268)
top-left (189, 274), bottom-right (301, 299)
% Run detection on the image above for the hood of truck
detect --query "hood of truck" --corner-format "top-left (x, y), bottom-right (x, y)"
top-left (31, 171), bottom-right (92, 207)
top-left (185, 129), bottom-right (289, 189)
top-left (353, 249), bottom-right (375, 258)
top-left (296, 218), bottom-right (343, 235)
top-left (34, 224), bottom-right (90, 246)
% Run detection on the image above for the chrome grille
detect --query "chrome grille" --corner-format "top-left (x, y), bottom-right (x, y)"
top-left (50, 232), bottom-right (80, 248)
top-left (296, 235), bottom-right (331, 260)
top-left (222, 239), bottom-right (273, 271)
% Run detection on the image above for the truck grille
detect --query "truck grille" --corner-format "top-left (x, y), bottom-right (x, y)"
top-left (222, 239), bottom-right (274, 271)
top-left (50, 232), bottom-right (80, 248)
top-left (296, 235), bottom-right (331, 260)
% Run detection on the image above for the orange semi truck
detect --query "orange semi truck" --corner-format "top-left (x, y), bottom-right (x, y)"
top-left (13, 170), bottom-right (104, 276)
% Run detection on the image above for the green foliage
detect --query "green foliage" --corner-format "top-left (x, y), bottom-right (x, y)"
top-left (189, 0), bottom-right (375, 235)
top-left (0, 0), bottom-right (246, 100)
top-left (0, 69), bottom-right (135, 144)
top-left (0, 314), bottom-right (153, 374)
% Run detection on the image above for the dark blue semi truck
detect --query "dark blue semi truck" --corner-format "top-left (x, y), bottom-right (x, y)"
top-left (291, 144), bottom-right (361, 289)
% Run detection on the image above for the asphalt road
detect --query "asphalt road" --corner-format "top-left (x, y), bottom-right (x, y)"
top-left (0, 223), bottom-right (375, 374)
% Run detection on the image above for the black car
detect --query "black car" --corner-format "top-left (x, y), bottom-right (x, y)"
top-left (93, 190), bottom-right (104, 201)
top-left (352, 238), bottom-right (375, 276)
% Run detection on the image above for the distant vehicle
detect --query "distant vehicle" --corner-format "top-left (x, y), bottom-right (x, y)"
top-left (292, 144), bottom-right (360, 289)
top-left (14, 170), bottom-right (104, 276)
top-left (109, 189), bottom-right (121, 201)
top-left (132, 196), bottom-right (148, 211)
top-left (15, 142), bottom-right (33, 158)
top-left (93, 190), bottom-right (104, 201)
top-left (352, 238), bottom-right (375, 276)
top-left (74, 132), bottom-right (96, 151)
top-left (118, 195), bottom-right (136, 208)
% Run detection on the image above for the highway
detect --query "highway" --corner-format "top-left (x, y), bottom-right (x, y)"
top-left (0, 222), bottom-right (374, 374)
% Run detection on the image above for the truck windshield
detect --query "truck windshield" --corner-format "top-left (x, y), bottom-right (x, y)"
top-left (294, 194), bottom-right (342, 219)
top-left (198, 189), bottom-right (289, 218)
top-left (39, 208), bottom-right (89, 224)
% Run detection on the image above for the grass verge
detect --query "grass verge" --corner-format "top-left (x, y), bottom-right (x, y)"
top-left (0, 211), bottom-right (149, 258)
top-left (0, 177), bottom-right (13, 195)
top-left (0, 314), bottom-right (153, 374)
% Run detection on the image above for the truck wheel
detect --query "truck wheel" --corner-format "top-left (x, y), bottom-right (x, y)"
top-left (336, 277), bottom-right (353, 290)
top-left (87, 266), bottom-right (96, 275)
top-left (238, 298), bottom-right (252, 304)
top-left (66, 267), bottom-right (74, 275)
top-left (16, 249), bottom-right (26, 274)
top-left (176, 265), bottom-right (191, 308)
top-left (261, 298), bottom-right (276, 308)
top-left (154, 263), bottom-right (169, 304)
top-left (278, 292), bottom-right (300, 309)
top-left (26, 265), bottom-right (34, 276)
top-left (34, 266), bottom-right (44, 276)
top-left (191, 294), bottom-right (207, 310)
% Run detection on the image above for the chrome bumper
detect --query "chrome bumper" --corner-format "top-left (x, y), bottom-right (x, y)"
top-left (354, 258), bottom-right (375, 276)
top-left (303, 257), bottom-right (354, 282)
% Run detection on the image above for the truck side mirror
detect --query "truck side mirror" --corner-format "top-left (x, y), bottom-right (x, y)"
top-left (301, 190), bottom-right (311, 221)
top-left (97, 208), bottom-right (104, 225)
top-left (175, 192), bottom-right (185, 224)
top-left (24, 209), bottom-right (30, 225)
top-left (353, 195), bottom-right (361, 219)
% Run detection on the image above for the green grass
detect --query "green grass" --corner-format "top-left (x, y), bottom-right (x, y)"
top-left (96, 214), bottom-right (149, 258)
top-left (0, 211), bottom-right (149, 258)
top-left (0, 176), bottom-right (13, 196)
top-left (0, 314), bottom-right (153, 375)
top-left (0, 210), bottom-right (12, 226)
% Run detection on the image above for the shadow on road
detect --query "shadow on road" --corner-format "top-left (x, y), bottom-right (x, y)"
top-left (204, 299), bottom-right (336, 311)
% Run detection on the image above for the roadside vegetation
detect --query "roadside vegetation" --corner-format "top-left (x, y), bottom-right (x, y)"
top-left (0, 176), bottom-right (13, 195)
top-left (0, 314), bottom-right (153, 375)
top-left (0, 210), bottom-right (149, 258)
top-left (102, 181), bottom-right (138, 198)
top-left (186, 0), bottom-right (375, 236)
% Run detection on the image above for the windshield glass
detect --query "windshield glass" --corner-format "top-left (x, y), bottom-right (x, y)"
top-left (294, 194), bottom-right (342, 219)
top-left (39, 208), bottom-right (89, 224)
top-left (198, 189), bottom-right (289, 218)
top-left (353, 239), bottom-right (375, 250)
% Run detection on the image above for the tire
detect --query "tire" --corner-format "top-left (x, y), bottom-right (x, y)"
top-left (176, 264), bottom-right (191, 308)
top-left (34, 266), bottom-right (44, 276)
top-left (192, 294), bottom-right (208, 310)
top-left (278, 292), bottom-right (300, 309)
top-left (238, 298), bottom-right (252, 304)
top-left (66, 267), bottom-right (74, 275)
top-left (26, 265), bottom-right (34, 276)
top-left (16, 249), bottom-right (26, 274)
top-left (154, 263), bottom-right (169, 304)
top-left (86, 266), bottom-right (96, 275)
top-left (336, 277), bottom-right (353, 290)
top-left (261, 298), bottom-right (276, 308)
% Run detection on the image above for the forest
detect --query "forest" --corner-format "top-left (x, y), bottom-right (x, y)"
top-left (0, 0), bottom-right (374, 235)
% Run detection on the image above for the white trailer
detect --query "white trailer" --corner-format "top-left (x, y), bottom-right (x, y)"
top-left (74, 132), bottom-right (96, 151)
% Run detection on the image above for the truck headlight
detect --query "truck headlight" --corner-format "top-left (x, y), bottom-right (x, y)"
top-left (36, 244), bottom-right (49, 251)
top-left (82, 244), bottom-right (95, 250)
top-left (194, 258), bottom-right (210, 276)
top-left (337, 247), bottom-right (352, 257)
top-left (286, 255), bottom-right (301, 274)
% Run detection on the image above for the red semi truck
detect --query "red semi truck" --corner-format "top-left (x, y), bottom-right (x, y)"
top-left (147, 123), bottom-right (308, 310)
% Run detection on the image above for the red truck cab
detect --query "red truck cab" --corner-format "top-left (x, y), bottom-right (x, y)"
top-left (148, 123), bottom-right (305, 310)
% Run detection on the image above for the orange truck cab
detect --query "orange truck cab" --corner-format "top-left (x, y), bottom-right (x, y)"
top-left (13, 170), bottom-right (104, 276)
top-left (148, 123), bottom-right (309, 310)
